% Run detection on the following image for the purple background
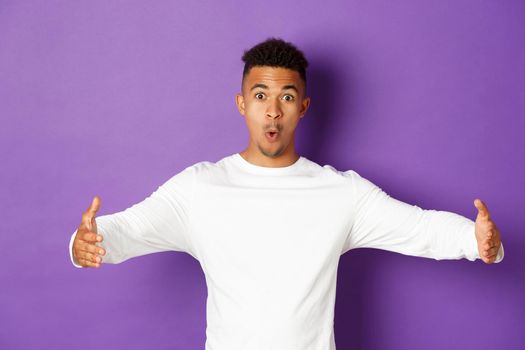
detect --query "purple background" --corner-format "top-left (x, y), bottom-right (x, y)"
top-left (1, 1), bottom-right (523, 349)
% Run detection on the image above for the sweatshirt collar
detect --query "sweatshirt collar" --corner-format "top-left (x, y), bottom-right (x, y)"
top-left (232, 153), bottom-right (305, 175)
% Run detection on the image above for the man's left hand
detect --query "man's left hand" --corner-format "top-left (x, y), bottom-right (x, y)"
top-left (474, 198), bottom-right (502, 264)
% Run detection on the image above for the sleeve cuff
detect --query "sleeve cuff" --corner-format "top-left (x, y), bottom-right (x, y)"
top-left (69, 230), bottom-right (84, 268)
top-left (494, 243), bottom-right (504, 263)
top-left (467, 222), bottom-right (480, 261)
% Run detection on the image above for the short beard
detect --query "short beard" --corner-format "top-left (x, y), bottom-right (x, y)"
top-left (257, 143), bottom-right (286, 158)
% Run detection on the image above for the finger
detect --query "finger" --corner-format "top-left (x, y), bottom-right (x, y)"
top-left (86, 195), bottom-right (101, 216)
top-left (80, 251), bottom-right (102, 264)
top-left (482, 251), bottom-right (496, 263)
top-left (78, 241), bottom-right (106, 256)
top-left (486, 222), bottom-right (497, 236)
top-left (482, 240), bottom-right (494, 250)
top-left (483, 235), bottom-right (496, 245)
top-left (474, 198), bottom-right (491, 221)
top-left (487, 231), bottom-right (501, 246)
top-left (78, 257), bottom-right (101, 268)
top-left (487, 245), bottom-right (500, 257)
top-left (486, 252), bottom-right (498, 263)
top-left (74, 250), bottom-right (102, 266)
top-left (481, 244), bottom-right (500, 259)
top-left (83, 196), bottom-right (101, 230)
top-left (80, 231), bottom-right (103, 243)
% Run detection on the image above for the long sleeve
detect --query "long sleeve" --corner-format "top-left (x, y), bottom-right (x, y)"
top-left (69, 165), bottom-right (197, 268)
top-left (342, 170), bottom-right (504, 263)
top-left (69, 230), bottom-right (83, 268)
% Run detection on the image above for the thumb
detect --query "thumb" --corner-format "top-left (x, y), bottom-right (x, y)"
top-left (87, 195), bottom-right (101, 216)
top-left (474, 198), bottom-right (490, 221)
top-left (84, 195), bottom-right (102, 230)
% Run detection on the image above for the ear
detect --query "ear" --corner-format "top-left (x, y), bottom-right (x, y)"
top-left (235, 93), bottom-right (245, 116)
top-left (299, 96), bottom-right (311, 119)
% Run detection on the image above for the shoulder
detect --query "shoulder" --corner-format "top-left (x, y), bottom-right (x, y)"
top-left (311, 161), bottom-right (361, 181)
top-left (173, 155), bottom-right (234, 184)
top-left (316, 162), bottom-right (381, 193)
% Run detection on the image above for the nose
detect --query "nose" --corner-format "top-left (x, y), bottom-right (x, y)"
top-left (266, 98), bottom-right (282, 119)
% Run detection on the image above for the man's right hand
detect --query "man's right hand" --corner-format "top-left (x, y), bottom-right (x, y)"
top-left (72, 195), bottom-right (106, 268)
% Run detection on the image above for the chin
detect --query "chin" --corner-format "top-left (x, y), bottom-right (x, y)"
top-left (258, 145), bottom-right (286, 158)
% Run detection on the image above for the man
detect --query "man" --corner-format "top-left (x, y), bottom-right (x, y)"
top-left (69, 38), bottom-right (504, 349)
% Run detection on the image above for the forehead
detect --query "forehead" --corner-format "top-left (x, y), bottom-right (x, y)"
top-left (243, 66), bottom-right (304, 92)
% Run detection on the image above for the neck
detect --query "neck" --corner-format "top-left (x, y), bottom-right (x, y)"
top-left (239, 148), bottom-right (300, 168)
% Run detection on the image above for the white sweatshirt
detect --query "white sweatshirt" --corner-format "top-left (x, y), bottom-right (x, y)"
top-left (69, 152), bottom-right (504, 350)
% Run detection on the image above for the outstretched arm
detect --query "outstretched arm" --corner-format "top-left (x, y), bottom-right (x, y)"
top-left (342, 170), bottom-right (504, 263)
top-left (68, 166), bottom-right (196, 268)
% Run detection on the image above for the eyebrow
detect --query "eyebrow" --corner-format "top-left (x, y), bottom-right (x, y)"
top-left (249, 83), bottom-right (299, 93)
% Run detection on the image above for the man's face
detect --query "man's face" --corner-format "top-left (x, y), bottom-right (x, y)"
top-left (235, 66), bottom-right (310, 159)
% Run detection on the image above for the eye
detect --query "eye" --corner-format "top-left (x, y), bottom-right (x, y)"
top-left (282, 94), bottom-right (295, 101)
top-left (255, 92), bottom-right (265, 99)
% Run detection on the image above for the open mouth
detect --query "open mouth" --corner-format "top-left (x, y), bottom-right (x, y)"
top-left (265, 130), bottom-right (279, 142)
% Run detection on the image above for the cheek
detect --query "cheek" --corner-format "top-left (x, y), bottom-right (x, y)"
top-left (244, 104), bottom-right (265, 124)
top-left (244, 116), bottom-right (261, 135)
top-left (283, 101), bottom-right (302, 114)
top-left (245, 101), bottom-right (264, 115)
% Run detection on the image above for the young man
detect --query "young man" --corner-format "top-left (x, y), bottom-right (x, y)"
top-left (70, 38), bottom-right (504, 350)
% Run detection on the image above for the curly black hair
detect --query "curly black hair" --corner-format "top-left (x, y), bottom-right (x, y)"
top-left (241, 37), bottom-right (309, 87)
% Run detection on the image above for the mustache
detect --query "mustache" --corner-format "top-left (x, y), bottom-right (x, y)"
top-left (264, 124), bottom-right (283, 132)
